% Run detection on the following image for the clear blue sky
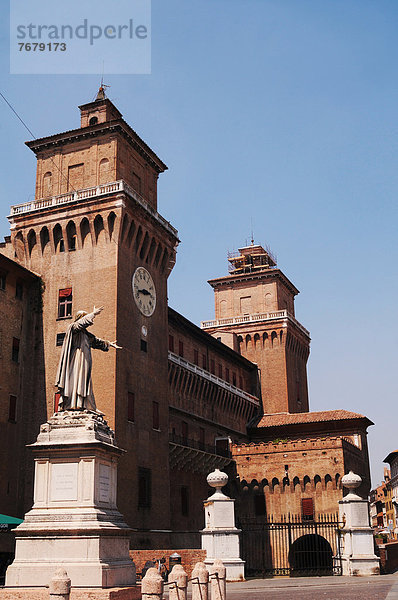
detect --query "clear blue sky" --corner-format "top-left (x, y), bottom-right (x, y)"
top-left (0, 0), bottom-right (397, 487)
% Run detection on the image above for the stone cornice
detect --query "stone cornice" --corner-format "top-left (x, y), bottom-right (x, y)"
top-left (26, 118), bottom-right (167, 174)
top-left (208, 268), bottom-right (300, 296)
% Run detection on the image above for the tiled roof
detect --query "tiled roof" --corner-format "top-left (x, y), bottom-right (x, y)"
top-left (256, 409), bottom-right (372, 428)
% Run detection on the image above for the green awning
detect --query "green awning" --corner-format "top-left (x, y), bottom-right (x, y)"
top-left (0, 515), bottom-right (23, 530)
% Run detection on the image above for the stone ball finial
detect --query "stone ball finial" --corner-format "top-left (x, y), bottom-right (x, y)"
top-left (206, 468), bottom-right (229, 500)
top-left (207, 468), bottom-right (228, 490)
top-left (342, 470), bottom-right (362, 491)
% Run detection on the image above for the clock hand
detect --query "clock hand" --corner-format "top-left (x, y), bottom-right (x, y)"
top-left (138, 288), bottom-right (151, 296)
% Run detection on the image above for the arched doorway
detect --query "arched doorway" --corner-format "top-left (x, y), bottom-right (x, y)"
top-left (289, 534), bottom-right (333, 575)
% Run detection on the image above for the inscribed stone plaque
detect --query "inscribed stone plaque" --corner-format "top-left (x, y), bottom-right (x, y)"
top-left (50, 462), bottom-right (78, 501)
top-left (99, 463), bottom-right (111, 503)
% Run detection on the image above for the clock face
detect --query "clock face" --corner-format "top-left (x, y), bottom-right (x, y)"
top-left (132, 267), bottom-right (156, 317)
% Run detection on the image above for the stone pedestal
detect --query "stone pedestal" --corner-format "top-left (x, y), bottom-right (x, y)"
top-left (339, 471), bottom-right (380, 576)
top-left (5, 411), bottom-right (136, 588)
top-left (201, 469), bottom-right (244, 581)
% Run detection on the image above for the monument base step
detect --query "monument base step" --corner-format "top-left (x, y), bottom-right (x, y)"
top-left (0, 586), bottom-right (141, 600)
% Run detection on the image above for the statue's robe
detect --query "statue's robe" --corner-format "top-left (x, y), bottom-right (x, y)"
top-left (55, 312), bottom-right (109, 411)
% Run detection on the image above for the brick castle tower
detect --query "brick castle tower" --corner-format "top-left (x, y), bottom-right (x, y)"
top-left (4, 88), bottom-right (179, 537)
top-left (202, 243), bottom-right (310, 415)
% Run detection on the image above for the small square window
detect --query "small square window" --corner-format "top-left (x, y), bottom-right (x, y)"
top-left (56, 333), bottom-right (66, 347)
top-left (15, 280), bottom-right (23, 300)
top-left (141, 339), bottom-right (147, 352)
top-left (302, 498), bottom-right (314, 520)
top-left (12, 338), bottom-right (20, 363)
top-left (58, 288), bottom-right (72, 318)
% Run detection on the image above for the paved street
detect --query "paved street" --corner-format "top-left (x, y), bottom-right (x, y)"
top-left (225, 574), bottom-right (398, 600)
top-left (164, 574), bottom-right (398, 599)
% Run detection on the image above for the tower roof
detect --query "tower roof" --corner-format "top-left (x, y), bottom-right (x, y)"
top-left (227, 243), bottom-right (277, 275)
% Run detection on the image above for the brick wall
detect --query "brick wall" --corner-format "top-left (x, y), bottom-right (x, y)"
top-left (378, 541), bottom-right (398, 574)
top-left (130, 549), bottom-right (207, 579)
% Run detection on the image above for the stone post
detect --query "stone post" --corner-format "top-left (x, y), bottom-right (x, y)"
top-left (339, 471), bottom-right (380, 576)
top-left (141, 567), bottom-right (163, 600)
top-left (210, 560), bottom-right (226, 600)
top-left (168, 564), bottom-right (188, 600)
top-left (192, 561), bottom-right (209, 600)
top-left (49, 568), bottom-right (71, 600)
top-left (201, 469), bottom-right (245, 581)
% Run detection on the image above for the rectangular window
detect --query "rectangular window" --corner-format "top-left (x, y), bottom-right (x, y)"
top-left (199, 427), bottom-right (205, 450)
top-left (202, 354), bottom-right (207, 370)
top-left (178, 340), bottom-right (184, 357)
top-left (12, 338), bottom-right (20, 363)
top-left (58, 288), bottom-right (72, 318)
top-left (215, 437), bottom-right (230, 458)
top-left (140, 339), bottom-right (147, 352)
top-left (54, 392), bottom-right (61, 413)
top-left (181, 486), bottom-right (189, 516)
top-left (302, 498), bottom-right (314, 520)
top-left (225, 368), bottom-right (230, 383)
top-left (0, 272), bottom-right (6, 291)
top-left (8, 395), bottom-right (17, 423)
top-left (138, 467), bottom-right (151, 508)
top-left (68, 163), bottom-right (84, 191)
top-left (152, 401), bottom-right (159, 430)
top-left (56, 333), bottom-right (65, 347)
top-left (128, 392), bottom-right (135, 422)
top-left (254, 493), bottom-right (266, 516)
top-left (210, 359), bottom-right (215, 374)
top-left (239, 376), bottom-right (243, 389)
top-left (132, 172), bottom-right (142, 193)
top-left (169, 334), bottom-right (174, 353)
top-left (182, 421), bottom-right (188, 443)
top-left (15, 280), bottom-right (23, 300)
top-left (218, 363), bottom-right (223, 378)
top-left (193, 349), bottom-right (199, 366)
top-left (232, 372), bottom-right (237, 386)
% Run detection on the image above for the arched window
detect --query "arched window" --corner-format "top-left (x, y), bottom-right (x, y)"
top-left (42, 171), bottom-right (52, 197)
top-left (140, 231), bottom-right (150, 260)
top-left (89, 116), bottom-right (98, 125)
top-left (107, 212), bottom-right (116, 241)
top-left (94, 214), bottom-right (105, 243)
top-left (66, 221), bottom-right (77, 251)
top-left (98, 158), bottom-right (110, 184)
top-left (27, 229), bottom-right (37, 257)
top-left (80, 218), bottom-right (91, 248)
top-left (53, 224), bottom-right (64, 253)
top-left (40, 226), bottom-right (50, 254)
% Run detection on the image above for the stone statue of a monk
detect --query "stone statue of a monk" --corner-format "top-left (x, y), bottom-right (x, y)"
top-left (55, 306), bottom-right (120, 412)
